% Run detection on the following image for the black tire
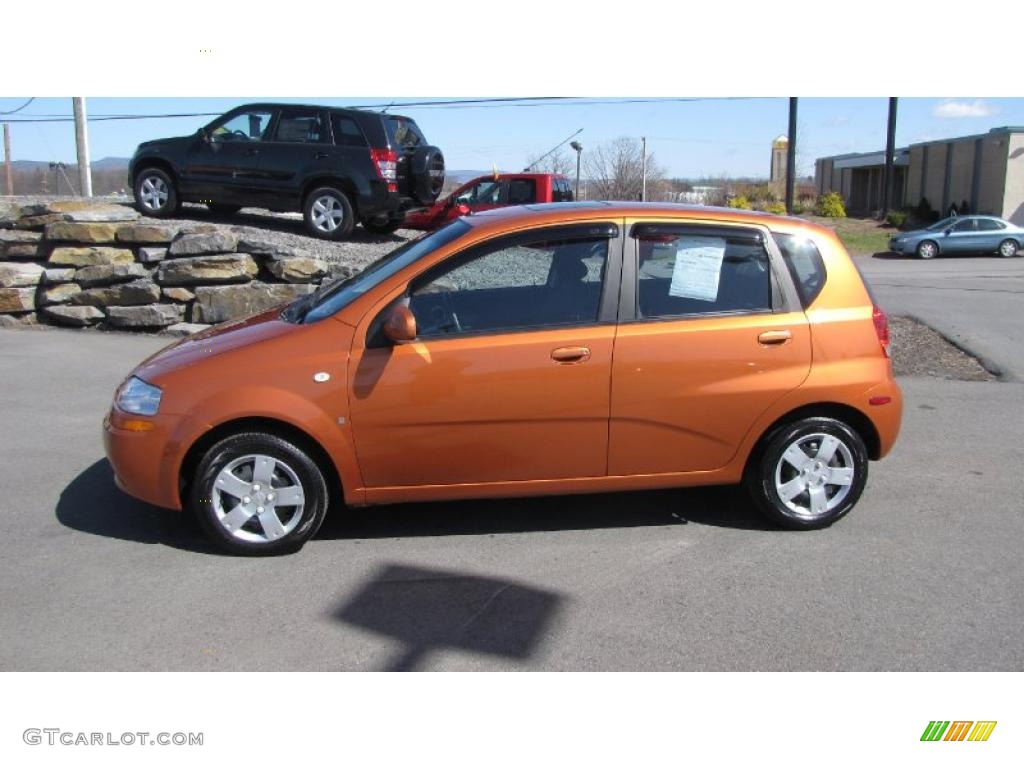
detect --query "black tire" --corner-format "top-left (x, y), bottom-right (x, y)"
top-left (303, 186), bottom-right (355, 240)
top-left (133, 167), bottom-right (180, 218)
top-left (190, 432), bottom-right (329, 556)
top-left (997, 238), bottom-right (1019, 258)
top-left (206, 203), bottom-right (242, 216)
top-left (744, 416), bottom-right (869, 530)
top-left (362, 215), bottom-right (404, 235)
top-left (409, 146), bottom-right (446, 205)
top-left (916, 239), bottom-right (938, 259)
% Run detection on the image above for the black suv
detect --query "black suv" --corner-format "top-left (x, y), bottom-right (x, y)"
top-left (129, 103), bottom-right (445, 239)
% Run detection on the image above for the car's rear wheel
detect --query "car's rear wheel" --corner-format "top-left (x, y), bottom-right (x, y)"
top-left (303, 187), bottom-right (355, 240)
top-left (207, 203), bottom-right (242, 216)
top-left (362, 215), bottom-right (404, 235)
top-left (134, 168), bottom-right (180, 218)
top-left (745, 417), bottom-right (868, 530)
top-left (998, 238), bottom-right (1019, 258)
top-left (191, 432), bottom-right (329, 555)
top-left (916, 240), bottom-right (938, 259)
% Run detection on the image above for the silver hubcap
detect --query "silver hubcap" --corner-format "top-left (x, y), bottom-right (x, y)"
top-left (1000, 241), bottom-right (1016, 257)
top-left (919, 242), bottom-right (936, 258)
top-left (212, 454), bottom-right (305, 543)
top-left (139, 175), bottom-right (169, 211)
top-left (774, 433), bottom-right (855, 519)
top-left (310, 195), bottom-right (345, 233)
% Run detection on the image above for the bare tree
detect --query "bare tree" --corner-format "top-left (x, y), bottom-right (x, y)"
top-left (584, 137), bottom-right (666, 202)
top-left (524, 147), bottom-right (575, 177)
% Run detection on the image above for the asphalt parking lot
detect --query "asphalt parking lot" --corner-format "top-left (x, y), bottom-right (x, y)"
top-left (1, 252), bottom-right (1022, 671)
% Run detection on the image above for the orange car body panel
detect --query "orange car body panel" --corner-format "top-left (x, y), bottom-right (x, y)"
top-left (103, 203), bottom-right (902, 512)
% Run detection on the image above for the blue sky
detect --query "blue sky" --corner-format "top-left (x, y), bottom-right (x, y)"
top-left (3, 97), bottom-right (1023, 179)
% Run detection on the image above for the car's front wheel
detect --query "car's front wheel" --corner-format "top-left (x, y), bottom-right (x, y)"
top-left (303, 187), bottom-right (355, 240)
top-left (745, 417), bottom-right (869, 530)
top-left (916, 240), bottom-right (938, 259)
top-left (134, 168), bottom-right (180, 218)
top-left (190, 432), bottom-right (329, 555)
top-left (998, 238), bottom-right (1019, 258)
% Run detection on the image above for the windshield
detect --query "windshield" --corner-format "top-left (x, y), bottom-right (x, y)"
top-left (300, 220), bottom-right (471, 322)
top-left (926, 217), bottom-right (956, 231)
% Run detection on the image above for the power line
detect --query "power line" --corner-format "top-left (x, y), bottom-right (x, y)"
top-left (0, 97), bottom-right (36, 115)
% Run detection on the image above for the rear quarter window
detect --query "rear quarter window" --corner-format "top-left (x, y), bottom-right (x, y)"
top-left (773, 233), bottom-right (827, 309)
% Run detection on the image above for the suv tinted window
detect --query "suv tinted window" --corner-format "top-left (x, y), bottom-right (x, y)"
top-left (272, 108), bottom-right (326, 143)
top-left (410, 236), bottom-right (609, 336)
top-left (635, 229), bottom-right (772, 318)
top-left (385, 116), bottom-right (426, 149)
top-left (773, 232), bottom-right (827, 308)
top-left (331, 115), bottom-right (367, 147)
top-left (210, 109), bottom-right (274, 142)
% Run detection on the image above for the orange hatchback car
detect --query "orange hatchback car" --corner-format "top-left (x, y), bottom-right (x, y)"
top-left (104, 203), bottom-right (902, 554)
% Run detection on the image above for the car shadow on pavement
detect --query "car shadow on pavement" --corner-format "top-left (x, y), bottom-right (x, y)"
top-left (55, 459), bottom-right (218, 554)
top-left (55, 460), bottom-right (775, 553)
top-left (333, 562), bottom-right (564, 671)
top-left (318, 484), bottom-right (776, 540)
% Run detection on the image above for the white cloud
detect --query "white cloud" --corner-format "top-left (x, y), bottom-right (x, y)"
top-left (933, 100), bottom-right (998, 118)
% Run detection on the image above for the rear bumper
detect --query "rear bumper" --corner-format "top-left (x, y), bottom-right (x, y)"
top-left (864, 376), bottom-right (903, 459)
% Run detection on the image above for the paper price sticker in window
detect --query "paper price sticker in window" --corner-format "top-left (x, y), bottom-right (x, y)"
top-left (669, 236), bottom-right (727, 302)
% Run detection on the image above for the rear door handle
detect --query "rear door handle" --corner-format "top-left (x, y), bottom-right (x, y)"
top-left (246, 148), bottom-right (260, 156)
top-left (758, 330), bottom-right (792, 345)
top-left (551, 346), bottom-right (591, 364)
top-left (314, 151), bottom-right (329, 159)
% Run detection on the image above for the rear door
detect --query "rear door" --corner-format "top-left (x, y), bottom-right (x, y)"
top-left (974, 217), bottom-right (1007, 252)
top-left (250, 106), bottom-right (335, 207)
top-left (608, 220), bottom-right (812, 475)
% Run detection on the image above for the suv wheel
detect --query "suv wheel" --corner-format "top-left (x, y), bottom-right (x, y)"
top-left (134, 168), bottom-right (180, 218)
top-left (191, 432), bottom-right (329, 555)
top-left (303, 187), bottom-right (355, 240)
top-left (745, 417), bottom-right (868, 530)
top-left (363, 215), bottom-right (404, 235)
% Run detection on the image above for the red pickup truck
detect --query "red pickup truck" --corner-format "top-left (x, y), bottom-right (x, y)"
top-left (402, 172), bottom-right (574, 230)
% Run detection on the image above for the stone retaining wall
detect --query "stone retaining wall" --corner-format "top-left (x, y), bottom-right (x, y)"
top-left (0, 200), bottom-right (350, 335)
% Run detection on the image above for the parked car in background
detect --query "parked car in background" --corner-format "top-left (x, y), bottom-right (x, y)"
top-left (403, 172), bottom-right (574, 230)
top-left (129, 103), bottom-right (445, 239)
top-left (104, 202), bottom-right (901, 555)
top-left (889, 215), bottom-right (1023, 259)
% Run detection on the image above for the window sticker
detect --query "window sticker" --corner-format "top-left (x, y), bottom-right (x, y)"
top-left (669, 236), bottom-right (727, 301)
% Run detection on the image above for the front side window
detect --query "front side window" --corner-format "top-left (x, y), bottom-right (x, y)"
top-left (635, 228), bottom-right (772, 319)
top-left (456, 180), bottom-right (505, 205)
top-left (210, 109), bottom-right (274, 142)
top-left (951, 218), bottom-right (976, 233)
top-left (409, 235), bottom-right (609, 337)
top-left (272, 109), bottom-right (325, 143)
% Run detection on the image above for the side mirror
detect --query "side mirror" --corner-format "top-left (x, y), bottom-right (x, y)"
top-left (198, 128), bottom-right (212, 144)
top-left (944, 228), bottom-right (952, 235)
top-left (455, 203), bottom-right (470, 216)
top-left (382, 304), bottom-right (417, 344)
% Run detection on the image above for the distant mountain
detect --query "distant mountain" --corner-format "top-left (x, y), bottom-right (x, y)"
top-left (9, 156), bottom-right (129, 171)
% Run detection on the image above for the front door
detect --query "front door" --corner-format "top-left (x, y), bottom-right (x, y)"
top-left (182, 107), bottom-right (276, 205)
top-left (608, 221), bottom-right (812, 475)
top-left (943, 217), bottom-right (977, 253)
top-left (348, 223), bottom-right (622, 491)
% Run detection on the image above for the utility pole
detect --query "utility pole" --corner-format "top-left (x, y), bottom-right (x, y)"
top-left (570, 140), bottom-right (583, 200)
top-left (786, 98), bottom-right (797, 214)
top-left (3, 124), bottom-right (12, 196)
top-left (640, 136), bottom-right (647, 202)
top-left (883, 97), bottom-right (898, 215)
top-left (73, 97), bottom-right (92, 198)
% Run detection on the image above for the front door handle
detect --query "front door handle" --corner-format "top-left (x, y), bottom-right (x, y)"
top-left (758, 330), bottom-right (792, 345)
top-left (246, 148), bottom-right (260, 156)
top-left (551, 346), bottom-right (591, 364)
top-left (314, 151), bottom-right (329, 159)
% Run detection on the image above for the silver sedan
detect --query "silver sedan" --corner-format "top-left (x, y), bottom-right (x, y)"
top-left (889, 215), bottom-right (1024, 259)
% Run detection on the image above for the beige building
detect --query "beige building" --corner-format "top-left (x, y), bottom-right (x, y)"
top-left (814, 126), bottom-right (1024, 223)
top-left (770, 135), bottom-right (788, 191)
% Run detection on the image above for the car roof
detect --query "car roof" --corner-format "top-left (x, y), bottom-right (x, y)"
top-left (228, 102), bottom-right (413, 121)
top-left (463, 201), bottom-right (824, 234)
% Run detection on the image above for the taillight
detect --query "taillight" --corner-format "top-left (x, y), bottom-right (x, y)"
top-left (370, 148), bottom-right (398, 193)
top-left (872, 305), bottom-right (890, 357)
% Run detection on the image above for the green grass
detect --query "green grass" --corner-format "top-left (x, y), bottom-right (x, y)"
top-left (803, 216), bottom-right (896, 256)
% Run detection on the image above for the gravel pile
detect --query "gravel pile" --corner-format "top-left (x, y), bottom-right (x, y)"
top-left (890, 316), bottom-right (995, 381)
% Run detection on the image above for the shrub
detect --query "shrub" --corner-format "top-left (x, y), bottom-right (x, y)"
top-left (765, 201), bottom-right (787, 215)
top-left (791, 203), bottom-right (806, 215)
top-left (726, 195), bottom-right (751, 210)
top-left (915, 197), bottom-right (933, 219)
top-left (886, 211), bottom-right (908, 229)
top-left (814, 192), bottom-right (846, 218)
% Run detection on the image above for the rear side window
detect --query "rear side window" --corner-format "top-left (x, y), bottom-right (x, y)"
top-left (331, 115), bottom-right (367, 147)
top-left (635, 228), bottom-right (772, 319)
top-left (272, 109), bottom-right (326, 143)
top-left (773, 233), bottom-right (827, 309)
top-left (976, 218), bottom-right (1005, 231)
top-left (507, 179), bottom-right (536, 205)
top-left (552, 178), bottom-right (574, 202)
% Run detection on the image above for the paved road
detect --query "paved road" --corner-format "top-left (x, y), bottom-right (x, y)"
top-left (1, 311), bottom-right (1022, 670)
top-left (857, 253), bottom-right (1024, 380)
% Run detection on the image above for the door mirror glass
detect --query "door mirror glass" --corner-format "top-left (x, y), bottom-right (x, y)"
top-left (383, 303), bottom-right (417, 344)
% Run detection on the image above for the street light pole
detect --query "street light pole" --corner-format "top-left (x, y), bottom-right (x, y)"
top-left (570, 140), bottom-right (583, 200)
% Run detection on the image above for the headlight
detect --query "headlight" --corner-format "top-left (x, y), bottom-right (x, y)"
top-left (116, 376), bottom-right (162, 416)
